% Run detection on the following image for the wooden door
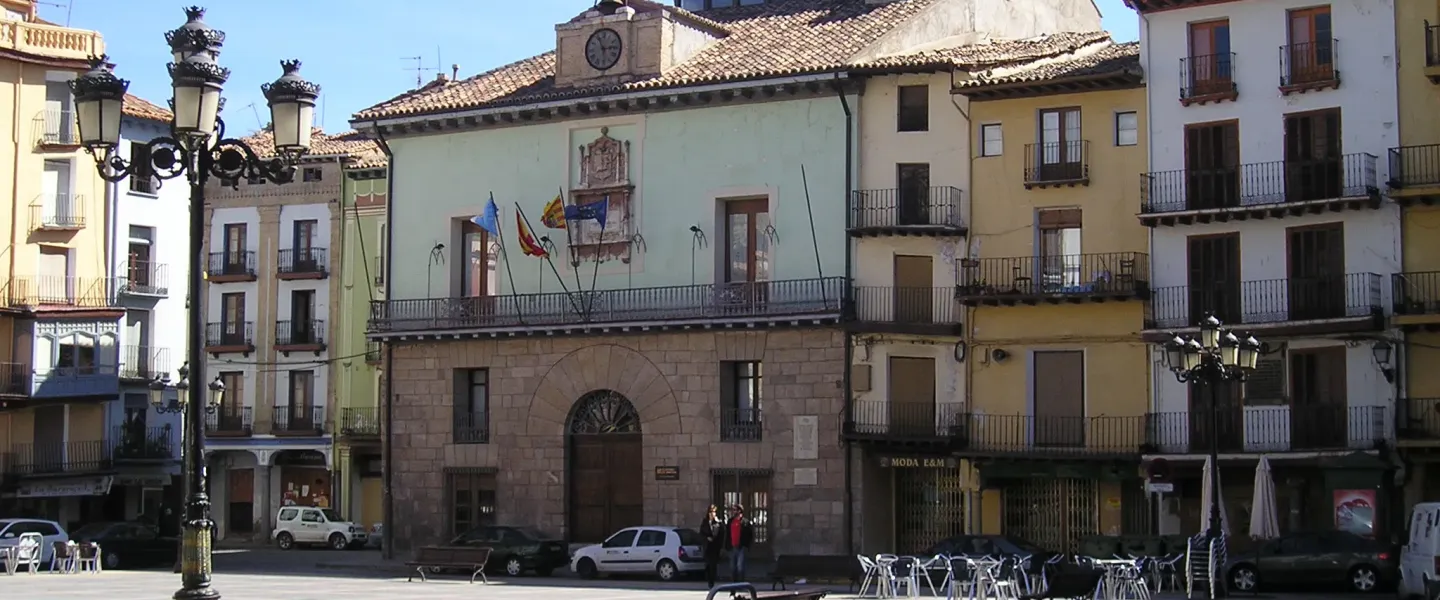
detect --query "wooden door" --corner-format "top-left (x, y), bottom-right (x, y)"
top-left (888, 357), bottom-right (936, 436)
top-left (1187, 234), bottom-right (1242, 324)
top-left (359, 477), bottom-right (383, 530)
top-left (713, 473), bottom-right (773, 559)
top-left (1290, 347), bottom-right (1347, 449)
top-left (228, 469), bottom-right (255, 533)
top-left (1284, 109), bottom-right (1342, 202)
top-left (1033, 351), bottom-right (1085, 447)
top-left (896, 163), bottom-right (931, 225)
top-left (1287, 7), bottom-right (1334, 83)
top-left (893, 255), bottom-right (934, 323)
top-left (1286, 223), bottom-right (1345, 320)
top-left (1188, 20), bottom-right (1232, 94)
top-left (1188, 383), bottom-right (1244, 452)
top-left (569, 434), bottom-right (643, 543)
top-left (723, 199), bottom-right (771, 307)
top-left (1038, 108), bottom-right (1083, 181)
top-left (1185, 121), bottom-right (1240, 210)
top-left (224, 224), bottom-right (247, 273)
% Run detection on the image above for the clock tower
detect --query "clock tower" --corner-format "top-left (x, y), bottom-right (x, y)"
top-left (554, 0), bottom-right (722, 88)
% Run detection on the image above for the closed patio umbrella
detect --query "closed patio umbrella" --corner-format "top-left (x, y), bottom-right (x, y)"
top-left (1200, 455), bottom-right (1230, 535)
top-left (1249, 456), bottom-right (1281, 539)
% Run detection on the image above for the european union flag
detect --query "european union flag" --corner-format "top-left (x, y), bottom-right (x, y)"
top-left (470, 193), bottom-right (500, 236)
top-left (563, 196), bottom-right (609, 229)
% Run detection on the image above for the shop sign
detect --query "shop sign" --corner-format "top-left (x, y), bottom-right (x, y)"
top-left (116, 475), bottom-right (170, 488)
top-left (878, 456), bottom-right (958, 469)
top-left (18, 475), bottom-right (113, 498)
top-left (654, 466), bottom-right (680, 481)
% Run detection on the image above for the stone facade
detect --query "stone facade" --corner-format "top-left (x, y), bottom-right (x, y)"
top-left (387, 327), bottom-right (848, 554)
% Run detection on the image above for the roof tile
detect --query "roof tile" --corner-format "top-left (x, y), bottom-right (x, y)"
top-left (238, 128), bottom-right (384, 167)
top-left (953, 41), bottom-right (1141, 91)
top-left (123, 93), bottom-right (172, 123)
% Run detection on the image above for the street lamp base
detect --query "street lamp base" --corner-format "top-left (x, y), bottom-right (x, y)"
top-left (173, 586), bottom-right (221, 600)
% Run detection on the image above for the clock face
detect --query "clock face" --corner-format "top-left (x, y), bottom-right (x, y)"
top-left (585, 28), bottom-right (623, 71)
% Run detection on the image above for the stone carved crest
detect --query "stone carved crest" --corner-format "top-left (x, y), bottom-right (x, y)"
top-left (570, 127), bottom-right (636, 260)
top-left (578, 127), bottom-right (630, 188)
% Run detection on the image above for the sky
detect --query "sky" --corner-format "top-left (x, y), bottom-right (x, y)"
top-left (47, 0), bottom-right (1140, 136)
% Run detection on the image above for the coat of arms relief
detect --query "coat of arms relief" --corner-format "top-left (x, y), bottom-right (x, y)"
top-left (571, 127), bottom-right (634, 262)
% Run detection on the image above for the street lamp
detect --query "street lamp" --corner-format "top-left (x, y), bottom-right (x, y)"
top-left (149, 364), bottom-right (225, 415)
top-left (69, 7), bottom-right (318, 600)
top-left (1159, 314), bottom-right (1262, 543)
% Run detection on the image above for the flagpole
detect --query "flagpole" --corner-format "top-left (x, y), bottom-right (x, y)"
top-left (518, 202), bottom-right (585, 318)
top-left (586, 202), bottom-right (609, 316)
top-left (489, 195), bottom-right (525, 325)
top-left (561, 186), bottom-right (587, 318)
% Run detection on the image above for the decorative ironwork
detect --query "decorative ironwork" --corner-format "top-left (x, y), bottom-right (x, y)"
top-left (567, 390), bottom-right (640, 435)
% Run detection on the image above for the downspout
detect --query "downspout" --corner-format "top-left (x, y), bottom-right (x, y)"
top-left (371, 122), bottom-right (396, 560)
top-left (9, 62), bottom-right (22, 286)
top-left (1140, 10), bottom-right (1163, 537)
top-left (835, 77), bottom-right (855, 556)
top-left (948, 70), bottom-right (978, 533)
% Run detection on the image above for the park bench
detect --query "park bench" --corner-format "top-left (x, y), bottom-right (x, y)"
top-left (709, 582), bottom-right (828, 600)
top-left (767, 554), bottom-right (858, 591)
top-left (405, 546), bottom-right (491, 583)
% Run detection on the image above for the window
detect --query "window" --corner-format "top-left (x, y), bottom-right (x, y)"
top-left (1032, 351), bottom-right (1085, 446)
top-left (636, 530), bottom-right (667, 547)
top-left (288, 370), bottom-right (314, 414)
top-left (1187, 233), bottom-right (1241, 324)
top-left (302, 167), bottom-right (322, 182)
top-left (293, 219), bottom-right (316, 251)
top-left (460, 220), bottom-right (489, 297)
top-left (723, 199), bottom-right (770, 284)
top-left (1115, 112), bottom-right (1138, 146)
top-left (44, 81), bottom-right (73, 145)
top-left (54, 337), bottom-right (97, 375)
top-left (1036, 108), bottom-right (1083, 180)
top-left (221, 293), bottom-right (245, 344)
top-left (220, 371), bottom-right (245, 423)
top-left (1184, 120), bottom-right (1240, 210)
top-left (896, 164), bottom-right (931, 226)
top-left (1285, 6), bottom-right (1334, 85)
top-left (713, 472), bottom-right (772, 556)
top-left (447, 471), bottom-right (497, 538)
top-left (376, 223), bottom-right (387, 286)
top-left (277, 508), bottom-right (298, 522)
top-left (290, 290), bottom-right (315, 342)
top-left (1187, 20), bottom-right (1233, 95)
top-left (453, 369), bottom-right (489, 444)
top-left (1283, 108), bottom-right (1342, 202)
top-left (128, 143), bottom-right (156, 194)
top-left (720, 361), bottom-right (762, 441)
top-left (127, 235), bottom-right (153, 288)
top-left (603, 529), bottom-right (638, 548)
top-left (222, 223), bottom-right (247, 274)
top-left (980, 124), bottom-right (1003, 157)
top-left (1286, 222), bottom-right (1345, 320)
top-left (1037, 209), bottom-right (1082, 288)
top-left (897, 85), bottom-right (929, 132)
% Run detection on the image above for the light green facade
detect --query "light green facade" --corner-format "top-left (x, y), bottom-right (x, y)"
top-left (334, 166), bottom-right (386, 526)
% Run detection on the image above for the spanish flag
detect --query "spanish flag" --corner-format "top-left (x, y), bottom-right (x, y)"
top-left (517, 213), bottom-right (549, 258)
top-left (540, 193), bottom-right (566, 229)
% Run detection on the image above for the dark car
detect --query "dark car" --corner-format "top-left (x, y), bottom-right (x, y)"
top-left (926, 535), bottom-right (1053, 561)
top-left (69, 521), bottom-right (178, 570)
top-left (1227, 530), bottom-right (1398, 593)
top-left (449, 525), bottom-right (568, 576)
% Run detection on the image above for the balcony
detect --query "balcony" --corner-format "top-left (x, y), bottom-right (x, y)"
top-left (272, 406), bottom-right (325, 436)
top-left (1145, 273), bottom-right (1383, 338)
top-left (1145, 405), bottom-right (1388, 454)
top-left (119, 345), bottom-right (170, 381)
top-left (0, 19), bottom-right (103, 61)
top-left (117, 261), bottom-right (169, 297)
top-left (848, 187), bottom-right (966, 237)
top-left (1400, 397), bottom-right (1440, 443)
top-left (370, 277), bottom-right (844, 337)
top-left (36, 108), bottom-right (77, 147)
top-left (844, 401), bottom-right (1146, 457)
top-left (339, 408), bottom-right (380, 437)
top-left (204, 322), bottom-right (255, 354)
top-left (33, 361), bottom-right (118, 398)
top-left (849, 286), bottom-right (961, 335)
top-left (719, 407), bottom-right (762, 442)
top-left (1279, 40), bottom-right (1340, 94)
top-left (1179, 52), bottom-right (1237, 106)
top-left (454, 413), bottom-right (490, 444)
top-left (955, 252), bottom-right (1148, 307)
top-left (0, 362), bottom-right (29, 396)
top-left (1138, 154), bottom-right (1379, 226)
top-left (30, 194), bottom-right (84, 230)
top-left (111, 425), bottom-right (174, 461)
top-left (1394, 272), bottom-right (1440, 329)
top-left (275, 320), bottom-right (326, 354)
top-left (1023, 141), bottom-right (1090, 188)
top-left (1386, 144), bottom-right (1440, 205)
top-left (205, 407), bottom-right (252, 437)
top-left (277, 248), bottom-right (328, 280)
top-left (1426, 21), bottom-right (1440, 83)
top-left (365, 341), bottom-right (382, 364)
top-left (8, 440), bottom-right (111, 476)
top-left (5, 276), bottom-right (112, 308)
top-left (207, 251), bottom-right (256, 283)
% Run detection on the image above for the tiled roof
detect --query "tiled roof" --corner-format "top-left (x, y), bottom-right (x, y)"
top-left (953, 41), bottom-right (1141, 91)
top-left (852, 31), bottom-right (1112, 71)
top-left (239, 128), bottom-right (384, 166)
top-left (123, 93), bottom-right (172, 123)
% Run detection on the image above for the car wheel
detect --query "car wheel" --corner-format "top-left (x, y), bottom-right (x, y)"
top-left (103, 552), bottom-right (121, 570)
top-left (276, 532), bottom-right (295, 550)
top-left (1352, 565), bottom-right (1380, 593)
top-left (329, 533), bottom-right (348, 551)
top-left (577, 558), bottom-right (597, 579)
top-left (505, 557), bottom-right (523, 576)
top-left (1230, 564), bottom-right (1258, 592)
top-left (656, 559), bottom-right (678, 582)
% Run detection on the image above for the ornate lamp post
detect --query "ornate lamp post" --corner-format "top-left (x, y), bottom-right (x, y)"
top-left (1158, 315), bottom-right (1262, 542)
top-left (148, 363), bottom-right (225, 415)
top-left (70, 7), bottom-right (318, 600)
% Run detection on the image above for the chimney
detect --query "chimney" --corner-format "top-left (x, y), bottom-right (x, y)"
top-left (452, 64), bottom-right (460, 80)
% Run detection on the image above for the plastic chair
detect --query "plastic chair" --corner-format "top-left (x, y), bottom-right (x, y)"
top-left (75, 543), bottom-right (101, 573)
top-left (857, 554), bottom-right (883, 598)
top-left (47, 541), bottom-right (74, 574)
top-left (13, 533), bottom-right (41, 574)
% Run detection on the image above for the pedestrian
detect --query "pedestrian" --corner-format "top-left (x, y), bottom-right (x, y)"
top-left (725, 504), bottom-right (754, 582)
top-left (700, 505), bottom-right (724, 588)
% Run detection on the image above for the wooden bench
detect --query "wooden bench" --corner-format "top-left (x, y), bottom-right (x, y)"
top-left (768, 554), bottom-right (858, 591)
top-left (756, 589), bottom-right (828, 600)
top-left (404, 546), bottom-right (491, 583)
top-left (707, 582), bottom-right (828, 600)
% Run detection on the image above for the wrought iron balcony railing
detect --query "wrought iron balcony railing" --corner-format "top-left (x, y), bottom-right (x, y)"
top-left (365, 341), bottom-right (381, 364)
top-left (849, 187), bottom-right (965, 232)
top-left (1394, 272), bottom-right (1440, 316)
top-left (1146, 273), bottom-right (1382, 329)
top-left (1141, 153), bottom-right (1377, 214)
top-left (956, 252), bottom-right (1148, 302)
top-left (38, 108), bottom-right (76, 145)
top-left (275, 320), bottom-right (325, 347)
top-left (1401, 397), bottom-right (1440, 441)
top-left (278, 248), bottom-right (328, 277)
top-left (1180, 52), bottom-right (1237, 101)
top-left (272, 405), bottom-right (325, 435)
top-left (118, 260), bottom-right (169, 296)
top-left (119, 345), bottom-right (170, 381)
top-left (207, 251), bottom-right (256, 279)
top-left (1146, 404), bottom-right (1388, 453)
top-left (1428, 21), bottom-right (1440, 68)
top-left (5, 276), bottom-right (112, 308)
top-left (0, 362), bottom-right (29, 395)
top-left (1023, 141), bottom-right (1090, 187)
top-left (845, 401), bottom-right (1146, 455)
top-left (340, 408), bottom-right (380, 436)
top-left (8, 440), bottom-right (111, 475)
top-left (30, 194), bottom-right (83, 229)
top-left (205, 322), bottom-right (255, 349)
top-left (851, 286), bottom-right (960, 326)
top-left (1280, 39), bottom-right (1339, 88)
top-left (205, 407), bottom-right (252, 436)
top-left (454, 412), bottom-right (490, 444)
top-left (720, 407), bottom-right (762, 442)
top-left (1387, 144), bottom-right (1440, 190)
top-left (111, 425), bottom-right (174, 460)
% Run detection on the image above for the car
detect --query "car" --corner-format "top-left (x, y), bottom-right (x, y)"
top-left (272, 507), bottom-right (368, 550)
top-left (448, 525), bottom-right (568, 576)
top-left (0, 518), bottom-right (68, 566)
top-left (68, 522), bottom-right (177, 570)
top-left (1228, 530), bottom-right (1396, 593)
top-left (570, 526), bottom-right (706, 582)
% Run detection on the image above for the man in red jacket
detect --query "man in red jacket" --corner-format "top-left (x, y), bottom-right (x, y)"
top-left (725, 504), bottom-right (754, 582)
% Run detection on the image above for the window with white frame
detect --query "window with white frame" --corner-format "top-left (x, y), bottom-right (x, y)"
top-left (980, 124), bottom-right (1003, 157)
top-left (1115, 112), bottom-right (1138, 147)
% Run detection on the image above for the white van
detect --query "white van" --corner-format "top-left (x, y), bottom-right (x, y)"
top-left (1401, 502), bottom-right (1440, 599)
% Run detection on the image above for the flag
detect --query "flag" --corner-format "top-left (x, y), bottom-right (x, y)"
top-left (517, 214), bottom-right (548, 258)
top-left (563, 196), bottom-right (609, 228)
top-left (540, 194), bottom-right (566, 229)
top-left (470, 193), bottom-right (500, 236)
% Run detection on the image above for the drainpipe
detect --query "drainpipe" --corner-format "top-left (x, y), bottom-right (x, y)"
top-left (948, 69), bottom-right (978, 533)
top-left (370, 122), bottom-right (396, 560)
top-left (835, 77), bottom-right (856, 556)
top-left (1140, 10), bottom-right (1164, 536)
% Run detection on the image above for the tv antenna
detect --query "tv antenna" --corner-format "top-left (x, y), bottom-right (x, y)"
top-left (402, 56), bottom-right (425, 87)
top-left (239, 102), bottom-right (263, 131)
top-left (35, 0), bottom-right (73, 26)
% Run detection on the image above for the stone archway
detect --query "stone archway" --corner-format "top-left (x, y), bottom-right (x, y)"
top-left (567, 390), bottom-right (643, 543)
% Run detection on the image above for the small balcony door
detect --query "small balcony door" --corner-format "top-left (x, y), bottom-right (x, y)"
top-left (896, 163), bottom-right (930, 226)
top-left (1033, 351), bottom-right (1085, 447)
top-left (41, 159), bottom-right (72, 224)
top-left (887, 356), bottom-right (936, 436)
top-left (221, 293), bottom-right (245, 344)
top-left (1038, 108), bottom-right (1083, 182)
top-left (1289, 347), bottom-right (1347, 449)
top-left (1287, 7), bottom-right (1334, 84)
top-left (288, 371), bottom-right (314, 430)
top-left (893, 254), bottom-right (933, 324)
top-left (44, 81), bottom-right (73, 144)
top-left (224, 224), bottom-right (247, 273)
top-left (293, 220), bottom-right (317, 270)
top-left (1187, 233), bottom-right (1241, 324)
top-left (1188, 384), bottom-right (1244, 452)
top-left (128, 241), bottom-right (152, 288)
top-left (1184, 121), bottom-right (1240, 210)
top-left (1286, 223), bottom-right (1345, 320)
top-left (291, 290), bottom-right (315, 343)
top-left (1188, 20), bottom-right (1233, 95)
top-left (1284, 109), bottom-right (1343, 202)
top-left (723, 199), bottom-right (770, 306)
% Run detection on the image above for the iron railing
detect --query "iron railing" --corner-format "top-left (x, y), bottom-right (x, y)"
top-left (0, 362), bottom-right (29, 395)
top-left (846, 401), bottom-right (1146, 454)
top-left (454, 412), bottom-right (489, 444)
top-left (365, 341), bottom-right (381, 363)
top-left (1146, 273), bottom-right (1382, 329)
top-left (276, 320), bottom-right (325, 347)
top-left (272, 405), bottom-right (325, 435)
top-left (1180, 52), bottom-right (1236, 100)
top-left (1280, 39), bottom-right (1338, 87)
top-left (849, 187), bottom-right (965, 230)
top-left (119, 345), bottom-right (170, 381)
top-left (5, 276), bottom-right (112, 307)
top-left (1401, 397), bottom-right (1440, 440)
top-left (370, 277), bottom-right (845, 333)
top-left (118, 260), bottom-right (169, 296)
top-left (852, 286), bottom-right (960, 325)
top-left (204, 322), bottom-right (254, 348)
top-left (1140, 153), bottom-right (1378, 214)
top-left (30, 194), bottom-right (83, 229)
top-left (1387, 144), bottom-right (1440, 190)
top-left (1427, 21), bottom-right (1440, 68)
top-left (278, 248), bottom-right (328, 276)
top-left (111, 425), bottom-right (174, 460)
top-left (956, 252), bottom-right (1149, 298)
top-left (1395, 272), bottom-right (1440, 315)
top-left (8, 440), bottom-right (111, 475)
top-left (207, 251), bottom-right (256, 278)
top-left (340, 408), bottom-right (380, 436)
top-left (720, 407), bottom-right (762, 442)
top-left (1146, 405), bottom-right (1388, 453)
top-left (1023, 141), bottom-right (1090, 186)
top-left (39, 107), bottom-right (76, 145)
top-left (205, 407), bottom-right (252, 435)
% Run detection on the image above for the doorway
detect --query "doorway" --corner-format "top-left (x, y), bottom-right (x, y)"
top-left (888, 357), bottom-right (937, 436)
top-left (893, 255), bottom-right (934, 323)
top-left (567, 390), bottom-right (644, 543)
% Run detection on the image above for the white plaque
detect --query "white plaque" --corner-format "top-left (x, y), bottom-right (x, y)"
top-left (793, 416), bottom-right (818, 460)
top-left (794, 467), bottom-right (818, 486)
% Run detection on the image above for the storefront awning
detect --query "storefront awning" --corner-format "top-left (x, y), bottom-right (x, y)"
top-left (16, 475), bottom-right (113, 498)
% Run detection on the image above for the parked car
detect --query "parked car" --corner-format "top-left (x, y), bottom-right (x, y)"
top-left (272, 507), bottom-right (368, 550)
top-left (448, 525), bottom-right (568, 576)
top-left (0, 518), bottom-right (68, 566)
top-left (1228, 530), bottom-right (1397, 593)
top-left (1400, 502), bottom-right (1440, 599)
top-left (570, 526), bottom-right (705, 581)
top-left (69, 522), bottom-right (177, 569)
top-left (925, 535), bottom-right (1053, 560)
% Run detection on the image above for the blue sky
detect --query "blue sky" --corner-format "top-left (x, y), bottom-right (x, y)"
top-left (49, 0), bottom-right (1138, 135)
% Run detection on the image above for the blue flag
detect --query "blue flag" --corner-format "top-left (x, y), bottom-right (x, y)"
top-left (563, 196), bottom-right (609, 229)
top-left (470, 193), bottom-right (500, 236)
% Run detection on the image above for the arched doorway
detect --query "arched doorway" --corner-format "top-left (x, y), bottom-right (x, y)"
top-left (567, 390), bottom-right (643, 543)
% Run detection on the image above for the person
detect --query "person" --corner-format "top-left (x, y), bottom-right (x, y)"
top-left (700, 505), bottom-right (724, 588)
top-left (725, 504), bottom-right (754, 582)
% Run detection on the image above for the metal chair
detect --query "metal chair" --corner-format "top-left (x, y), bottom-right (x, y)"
top-left (47, 541), bottom-right (74, 574)
top-left (857, 554), bottom-right (884, 598)
top-left (75, 543), bottom-right (101, 573)
top-left (11, 533), bottom-right (41, 574)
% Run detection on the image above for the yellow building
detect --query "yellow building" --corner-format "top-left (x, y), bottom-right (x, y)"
top-left (0, 0), bottom-right (116, 525)
top-left (953, 40), bottom-right (1149, 552)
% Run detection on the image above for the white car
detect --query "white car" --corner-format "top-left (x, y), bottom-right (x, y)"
top-left (273, 507), bottom-right (367, 551)
top-left (0, 518), bottom-right (68, 566)
top-left (570, 526), bottom-right (706, 581)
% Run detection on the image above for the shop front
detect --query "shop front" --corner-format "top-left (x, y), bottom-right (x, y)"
top-left (979, 460), bottom-right (1142, 553)
top-left (858, 451), bottom-right (976, 555)
top-left (7, 474), bottom-right (114, 531)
